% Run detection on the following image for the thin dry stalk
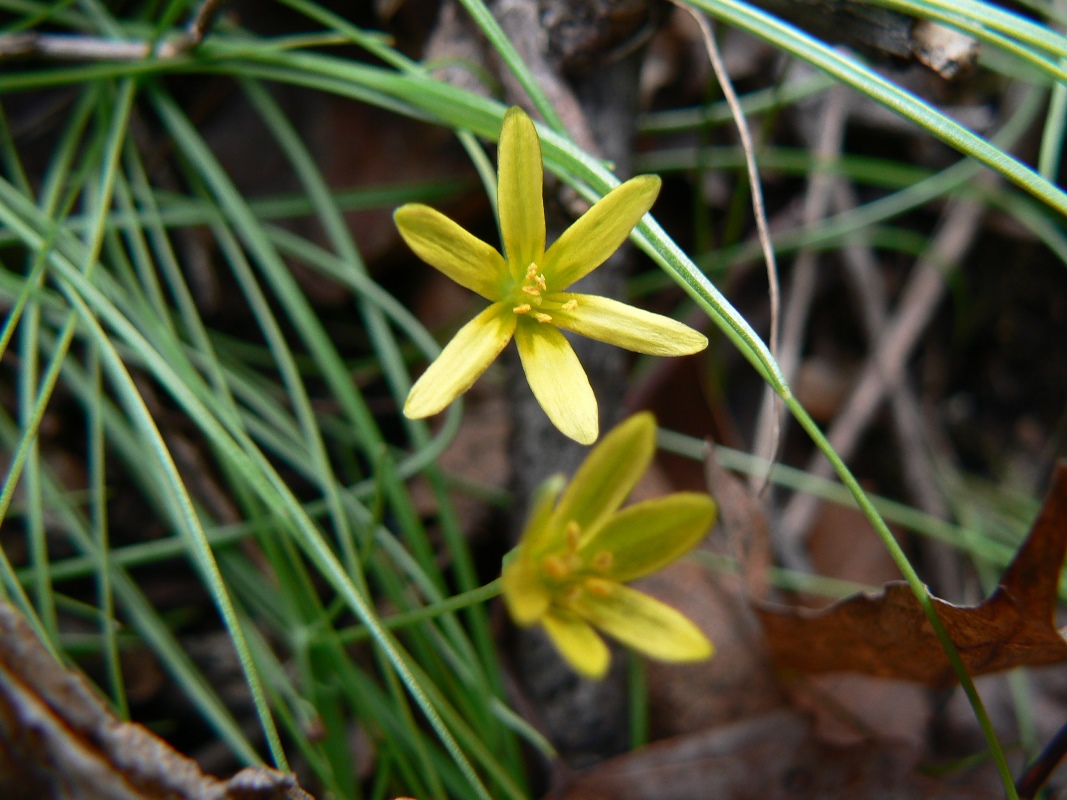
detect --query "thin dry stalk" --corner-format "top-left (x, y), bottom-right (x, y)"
top-left (750, 83), bottom-right (850, 489)
top-left (777, 179), bottom-right (993, 559)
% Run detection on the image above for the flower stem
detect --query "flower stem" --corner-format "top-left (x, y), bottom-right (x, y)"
top-left (334, 578), bottom-right (503, 645)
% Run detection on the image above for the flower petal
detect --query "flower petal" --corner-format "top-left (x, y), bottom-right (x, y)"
top-left (549, 412), bottom-right (656, 539)
top-left (498, 107), bottom-right (546, 279)
top-left (541, 175), bottom-right (661, 289)
top-left (572, 582), bottom-right (712, 664)
top-left (394, 204), bottom-right (507, 300)
top-left (404, 303), bottom-right (516, 418)
top-left (551, 294), bottom-right (707, 356)
top-left (519, 473), bottom-right (567, 554)
top-left (542, 609), bottom-right (610, 679)
top-left (501, 554), bottom-right (551, 626)
top-left (579, 494), bottom-right (717, 582)
top-left (514, 320), bottom-right (597, 445)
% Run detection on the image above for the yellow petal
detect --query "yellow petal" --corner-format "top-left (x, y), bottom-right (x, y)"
top-left (541, 609), bottom-right (610, 679)
top-left (541, 175), bottom-right (661, 289)
top-left (514, 320), bottom-right (597, 445)
top-left (501, 554), bottom-right (551, 626)
top-left (404, 303), bottom-right (516, 418)
top-left (518, 473), bottom-right (568, 554)
top-left (579, 494), bottom-right (717, 582)
top-left (572, 582), bottom-right (712, 664)
top-left (497, 107), bottom-right (545, 279)
top-left (551, 294), bottom-right (707, 355)
top-left (394, 204), bottom-right (507, 300)
top-left (549, 412), bottom-right (656, 541)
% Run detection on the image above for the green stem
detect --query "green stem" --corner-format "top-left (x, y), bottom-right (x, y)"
top-left (332, 579), bottom-right (503, 645)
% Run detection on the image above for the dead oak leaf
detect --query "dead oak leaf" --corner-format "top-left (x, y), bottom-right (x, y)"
top-left (756, 463), bottom-right (1067, 687)
top-left (549, 709), bottom-right (998, 800)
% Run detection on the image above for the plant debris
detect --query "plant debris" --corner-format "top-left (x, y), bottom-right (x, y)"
top-left (0, 598), bottom-right (313, 800)
top-left (756, 463), bottom-right (1067, 686)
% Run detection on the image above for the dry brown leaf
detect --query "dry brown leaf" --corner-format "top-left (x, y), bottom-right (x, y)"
top-left (704, 442), bottom-right (771, 600)
top-left (756, 462), bottom-right (1067, 686)
top-left (639, 563), bottom-right (786, 738)
top-left (550, 709), bottom-right (997, 800)
top-left (0, 598), bottom-right (313, 800)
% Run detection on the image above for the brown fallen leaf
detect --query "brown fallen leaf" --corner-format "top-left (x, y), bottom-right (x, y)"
top-left (0, 597), bottom-right (313, 800)
top-left (639, 562), bottom-right (787, 739)
top-left (549, 709), bottom-right (998, 800)
top-left (703, 441), bottom-right (772, 601)
top-left (756, 462), bottom-right (1067, 686)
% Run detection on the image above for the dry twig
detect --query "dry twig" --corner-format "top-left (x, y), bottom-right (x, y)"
top-left (0, 0), bottom-right (226, 61)
top-left (676, 3), bottom-right (782, 492)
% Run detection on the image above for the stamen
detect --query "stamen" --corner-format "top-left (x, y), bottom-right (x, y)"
top-left (585, 577), bottom-right (613, 597)
top-left (535, 274), bottom-right (547, 290)
top-left (562, 299), bottom-right (578, 311)
top-left (563, 585), bottom-right (583, 605)
top-left (522, 286), bottom-right (541, 297)
top-left (525, 264), bottom-right (538, 279)
top-left (591, 551), bottom-right (613, 572)
top-left (542, 555), bottom-right (571, 580)
top-left (513, 304), bottom-right (531, 314)
top-left (534, 313), bottom-right (553, 323)
top-left (565, 521), bottom-right (581, 550)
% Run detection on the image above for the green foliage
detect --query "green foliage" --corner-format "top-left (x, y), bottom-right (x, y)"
top-left (0, 1), bottom-right (1063, 798)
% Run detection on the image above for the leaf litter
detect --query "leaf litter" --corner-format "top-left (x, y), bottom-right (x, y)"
top-left (756, 462), bottom-right (1067, 685)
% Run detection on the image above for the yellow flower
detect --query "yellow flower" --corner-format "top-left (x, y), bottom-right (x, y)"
top-left (501, 412), bottom-right (716, 679)
top-left (395, 107), bottom-right (707, 444)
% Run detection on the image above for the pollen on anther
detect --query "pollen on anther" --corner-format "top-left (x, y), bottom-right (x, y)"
top-left (591, 551), bottom-right (613, 572)
top-left (522, 286), bottom-right (541, 297)
top-left (525, 264), bottom-right (539, 279)
top-left (534, 313), bottom-right (553, 323)
top-left (585, 578), bottom-right (613, 597)
top-left (562, 299), bottom-right (578, 311)
top-left (565, 521), bottom-right (581, 550)
top-left (535, 274), bottom-right (547, 290)
top-left (513, 304), bottom-right (531, 314)
top-left (542, 555), bottom-right (571, 579)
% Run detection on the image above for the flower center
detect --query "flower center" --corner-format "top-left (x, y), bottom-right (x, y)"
top-left (539, 521), bottom-right (612, 584)
top-left (511, 263), bottom-right (578, 323)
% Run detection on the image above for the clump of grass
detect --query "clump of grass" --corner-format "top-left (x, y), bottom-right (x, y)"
top-left (1, 1), bottom-right (1064, 798)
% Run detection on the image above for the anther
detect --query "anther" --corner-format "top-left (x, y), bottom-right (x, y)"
top-left (542, 555), bottom-right (571, 580)
top-left (522, 286), bottom-right (541, 297)
top-left (562, 299), bottom-right (578, 311)
top-left (591, 551), bottom-right (613, 572)
top-left (565, 521), bottom-right (581, 550)
top-left (585, 578), bottom-right (613, 597)
top-left (513, 304), bottom-right (531, 314)
top-left (536, 274), bottom-right (547, 290)
top-left (525, 264), bottom-right (538, 279)
top-left (533, 313), bottom-right (553, 323)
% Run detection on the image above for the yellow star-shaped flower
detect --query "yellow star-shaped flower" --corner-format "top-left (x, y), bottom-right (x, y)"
top-left (501, 412), bottom-right (716, 679)
top-left (395, 107), bottom-right (707, 444)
